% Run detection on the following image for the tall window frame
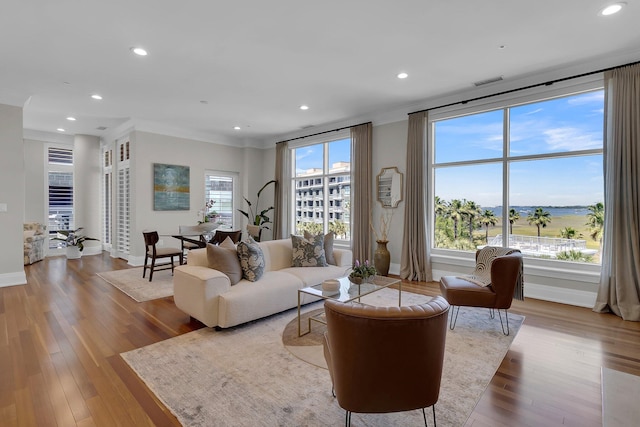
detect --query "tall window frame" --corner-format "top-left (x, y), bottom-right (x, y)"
top-left (289, 130), bottom-right (352, 245)
top-left (47, 145), bottom-right (74, 254)
top-left (428, 77), bottom-right (605, 273)
top-left (204, 171), bottom-right (238, 229)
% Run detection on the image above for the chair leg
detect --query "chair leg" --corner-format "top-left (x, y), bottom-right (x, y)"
top-left (497, 309), bottom-right (510, 335)
top-left (345, 410), bottom-right (351, 427)
top-left (149, 258), bottom-right (155, 282)
top-left (432, 405), bottom-right (437, 427)
top-left (489, 308), bottom-right (495, 319)
top-left (449, 306), bottom-right (460, 330)
top-left (422, 407), bottom-right (428, 426)
top-left (143, 254), bottom-right (148, 278)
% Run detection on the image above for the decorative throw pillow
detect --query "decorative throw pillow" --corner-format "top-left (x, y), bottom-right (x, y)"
top-left (291, 234), bottom-right (328, 267)
top-left (219, 236), bottom-right (236, 250)
top-left (303, 231), bottom-right (336, 265)
top-left (236, 238), bottom-right (265, 282)
top-left (206, 243), bottom-right (243, 285)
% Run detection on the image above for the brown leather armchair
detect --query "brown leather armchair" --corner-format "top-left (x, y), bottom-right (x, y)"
top-left (439, 250), bottom-right (523, 335)
top-left (322, 296), bottom-right (450, 427)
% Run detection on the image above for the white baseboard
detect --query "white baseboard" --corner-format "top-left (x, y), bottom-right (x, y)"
top-left (0, 271), bottom-right (27, 288)
top-left (524, 282), bottom-right (596, 308)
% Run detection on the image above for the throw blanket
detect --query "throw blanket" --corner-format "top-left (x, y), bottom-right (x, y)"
top-left (458, 246), bottom-right (524, 300)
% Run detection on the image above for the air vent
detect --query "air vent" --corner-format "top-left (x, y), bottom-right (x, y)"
top-left (474, 76), bottom-right (504, 87)
top-left (96, 126), bottom-right (107, 130)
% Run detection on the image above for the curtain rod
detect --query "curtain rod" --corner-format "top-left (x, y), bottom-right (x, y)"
top-left (277, 121), bottom-right (372, 144)
top-left (410, 59), bottom-right (640, 116)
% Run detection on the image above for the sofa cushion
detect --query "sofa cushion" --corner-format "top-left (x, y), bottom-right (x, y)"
top-left (304, 231), bottom-right (336, 265)
top-left (291, 234), bottom-right (327, 267)
top-left (237, 238), bottom-right (265, 282)
top-left (207, 243), bottom-right (242, 285)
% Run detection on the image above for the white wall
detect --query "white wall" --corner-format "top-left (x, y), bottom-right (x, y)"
top-left (74, 134), bottom-right (102, 254)
top-left (127, 131), bottom-right (268, 263)
top-left (0, 103), bottom-right (26, 287)
top-left (371, 120), bottom-right (408, 273)
top-left (23, 139), bottom-right (46, 224)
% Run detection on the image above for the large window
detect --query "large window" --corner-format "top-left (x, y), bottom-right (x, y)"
top-left (205, 172), bottom-right (236, 228)
top-left (290, 134), bottom-right (352, 242)
top-left (47, 147), bottom-right (74, 251)
top-left (431, 87), bottom-right (604, 264)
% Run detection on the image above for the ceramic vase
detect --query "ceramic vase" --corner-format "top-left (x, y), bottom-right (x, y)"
top-left (374, 240), bottom-right (391, 276)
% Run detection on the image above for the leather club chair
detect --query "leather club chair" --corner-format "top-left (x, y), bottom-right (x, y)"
top-left (322, 296), bottom-right (450, 427)
top-left (439, 250), bottom-right (523, 335)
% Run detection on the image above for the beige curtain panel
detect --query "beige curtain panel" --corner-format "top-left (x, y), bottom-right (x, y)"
top-left (350, 123), bottom-right (373, 264)
top-left (594, 63), bottom-right (640, 321)
top-left (400, 111), bottom-right (432, 281)
top-left (273, 141), bottom-right (289, 240)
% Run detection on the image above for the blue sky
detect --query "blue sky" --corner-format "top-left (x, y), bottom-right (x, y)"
top-left (434, 90), bottom-right (604, 207)
top-left (295, 138), bottom-right (351, 175)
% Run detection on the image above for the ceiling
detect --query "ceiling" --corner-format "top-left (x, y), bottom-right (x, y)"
top-left (2, 1), bottom-right (639, 148)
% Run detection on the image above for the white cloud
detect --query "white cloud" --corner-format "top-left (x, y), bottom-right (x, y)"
top-left (543, 127), bottom-right (601, 151)
top-left (567, 91), bottom-right (604, 105)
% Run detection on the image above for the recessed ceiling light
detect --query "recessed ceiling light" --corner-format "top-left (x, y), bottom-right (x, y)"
top-left (397, 72), bottom-right (408, 79)
top-left (200, 100), bottom-right (208, 104)
top-left (600, 2), bottom-right (625, 15)
top-left (57, 128), bottom-right (65, 132)
top-left (91, 94), bottom-right (103, 100)
top-left (66, 116), bottom-right (76, 121)
top-left (300, 105), bottom-right (309, 110)
top-left (131, 47), bottom-right (148, 56)
top-left (233, 126), bottom-right (241, 130)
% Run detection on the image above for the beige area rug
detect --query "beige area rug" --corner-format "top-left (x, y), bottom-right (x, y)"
top-left (602, 367), bottom-right (640, 426)
top-left (97, 267), bottom-right (175, 302)
top-left (122, 289), bottom-right (523, 427)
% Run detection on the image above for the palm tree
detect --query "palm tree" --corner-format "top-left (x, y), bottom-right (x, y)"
top-left (586, 202), bottom-right (604, 246)
top-left (527, 207), bottom-right (552, 237)
top-left (480, 209), bottom-right (499, 243)
top-left (560, 227), bottom-right (582, 239)
top-left (462, 200), bottom-right (482, 239)
top-left (329, 220), bottom-right (348, 239)
top-left (434, 196), bottom-right (448, 218)
top-left (448, 199), bottom-right (465, 240)
top-left (508, 208), bottom-right (520, 234)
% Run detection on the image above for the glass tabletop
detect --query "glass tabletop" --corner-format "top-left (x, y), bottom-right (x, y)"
top-left (300, 275), bottom-right (400, 303)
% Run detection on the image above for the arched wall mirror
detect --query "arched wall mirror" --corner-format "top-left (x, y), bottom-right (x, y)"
top-left (377, 167), bottom-right (403, 208)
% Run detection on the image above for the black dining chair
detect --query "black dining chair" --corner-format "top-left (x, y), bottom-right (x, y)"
top-left (210, 229), bottom-right (242, 245)
top-left (142, 231), bottom-right (184, 282)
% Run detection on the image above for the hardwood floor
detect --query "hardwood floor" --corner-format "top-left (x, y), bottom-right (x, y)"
top-left (2, 253), bottom-right (639, 426)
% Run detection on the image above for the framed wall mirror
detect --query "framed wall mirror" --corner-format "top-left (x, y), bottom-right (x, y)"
top-left (377, 167), bottom-right (403, 208)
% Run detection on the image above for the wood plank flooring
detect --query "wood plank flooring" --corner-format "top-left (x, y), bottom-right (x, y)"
top-left (2, 252), bottom-right (639, 426)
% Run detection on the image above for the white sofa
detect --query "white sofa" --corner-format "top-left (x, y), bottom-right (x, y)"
top-left (173, 238), bottom-right (352, 328)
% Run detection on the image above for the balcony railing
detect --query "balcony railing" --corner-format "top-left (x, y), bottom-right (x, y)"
top-left (484, 234), bottom-right (597, 258)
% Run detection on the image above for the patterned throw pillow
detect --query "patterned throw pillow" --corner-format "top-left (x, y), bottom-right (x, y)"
top-left (236, 238), bottom-right (265, 282)
top-left (303, 231), bottom-right (336, 265)
top-left (291, 234), bottom-right (328, 267)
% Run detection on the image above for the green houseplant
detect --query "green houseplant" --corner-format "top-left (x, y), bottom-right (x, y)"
top-left (238, 179), bottom-right (276, 229)
top-left (51, 227), bottom-right (99, 259)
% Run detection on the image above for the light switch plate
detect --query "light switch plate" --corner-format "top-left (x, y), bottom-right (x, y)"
top-left (0, 203), bottom-right (7, 212)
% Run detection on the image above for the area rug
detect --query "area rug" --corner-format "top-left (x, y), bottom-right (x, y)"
top-left (121, 289), bottom-right (523, 426)
top-left (97, 267), bottom-right (175, 302)
top-left (602, 367), bottom-right (640, 426)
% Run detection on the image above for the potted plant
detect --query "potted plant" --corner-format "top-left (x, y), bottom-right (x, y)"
top-left (51, 227), bottom-right (100, 259)
top-left (198, 199), bottom-right (220, 231)
top-left (238, 180), bottom-right (276, 240)
top-left (348, 259), bottom-right (377, 284)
